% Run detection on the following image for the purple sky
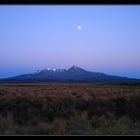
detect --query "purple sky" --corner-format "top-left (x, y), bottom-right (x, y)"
top-left (0, 6), bottom-right (140, 78)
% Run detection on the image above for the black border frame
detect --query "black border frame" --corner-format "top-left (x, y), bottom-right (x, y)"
top-left (0, 0), bottom-right (140, 5)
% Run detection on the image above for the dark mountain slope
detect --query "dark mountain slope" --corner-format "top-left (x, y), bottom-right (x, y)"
top-left (0, 65), bottom-right (140, 84)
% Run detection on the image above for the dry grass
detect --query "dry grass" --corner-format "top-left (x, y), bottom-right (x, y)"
top-left (0, 83), bottom-right (140, 135)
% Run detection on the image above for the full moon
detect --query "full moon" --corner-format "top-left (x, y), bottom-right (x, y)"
top-left (78, 26), bottom-right (82, 30)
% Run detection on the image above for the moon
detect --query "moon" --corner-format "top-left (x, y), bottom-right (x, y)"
top-left (78, 26), bottom-right (82, 30)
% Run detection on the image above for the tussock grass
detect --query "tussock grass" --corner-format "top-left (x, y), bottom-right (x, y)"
top-left (0, 84), bottom-right (140, 135)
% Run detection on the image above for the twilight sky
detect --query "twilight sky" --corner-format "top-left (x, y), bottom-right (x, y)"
top-left (0, 5), bottom-right (140, 78)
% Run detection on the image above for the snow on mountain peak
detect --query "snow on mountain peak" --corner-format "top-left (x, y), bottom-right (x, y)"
top-left (52, 69), bottom-right (56, 71)
top-left (36, 66), bottom-right (85, 74)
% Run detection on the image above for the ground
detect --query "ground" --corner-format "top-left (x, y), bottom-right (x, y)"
top-left (0, 83), bottom-right (140, 135)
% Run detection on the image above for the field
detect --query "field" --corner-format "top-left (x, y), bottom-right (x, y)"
top-left (0, 83), bottom-right (140, 135)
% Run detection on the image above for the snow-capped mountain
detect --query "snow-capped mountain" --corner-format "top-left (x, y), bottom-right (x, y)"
top-left (0, 65), bottom-right (140, 84)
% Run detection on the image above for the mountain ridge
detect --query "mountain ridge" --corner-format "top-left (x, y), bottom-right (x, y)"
top-left (0, 66), bottom-right (140, 84)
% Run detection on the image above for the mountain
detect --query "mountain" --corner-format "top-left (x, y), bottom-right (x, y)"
top-left (0, 65), bottom-right (140, 84)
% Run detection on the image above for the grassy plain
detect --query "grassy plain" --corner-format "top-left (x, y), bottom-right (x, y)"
top-left (0, 83), bottom-right (140, 135)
